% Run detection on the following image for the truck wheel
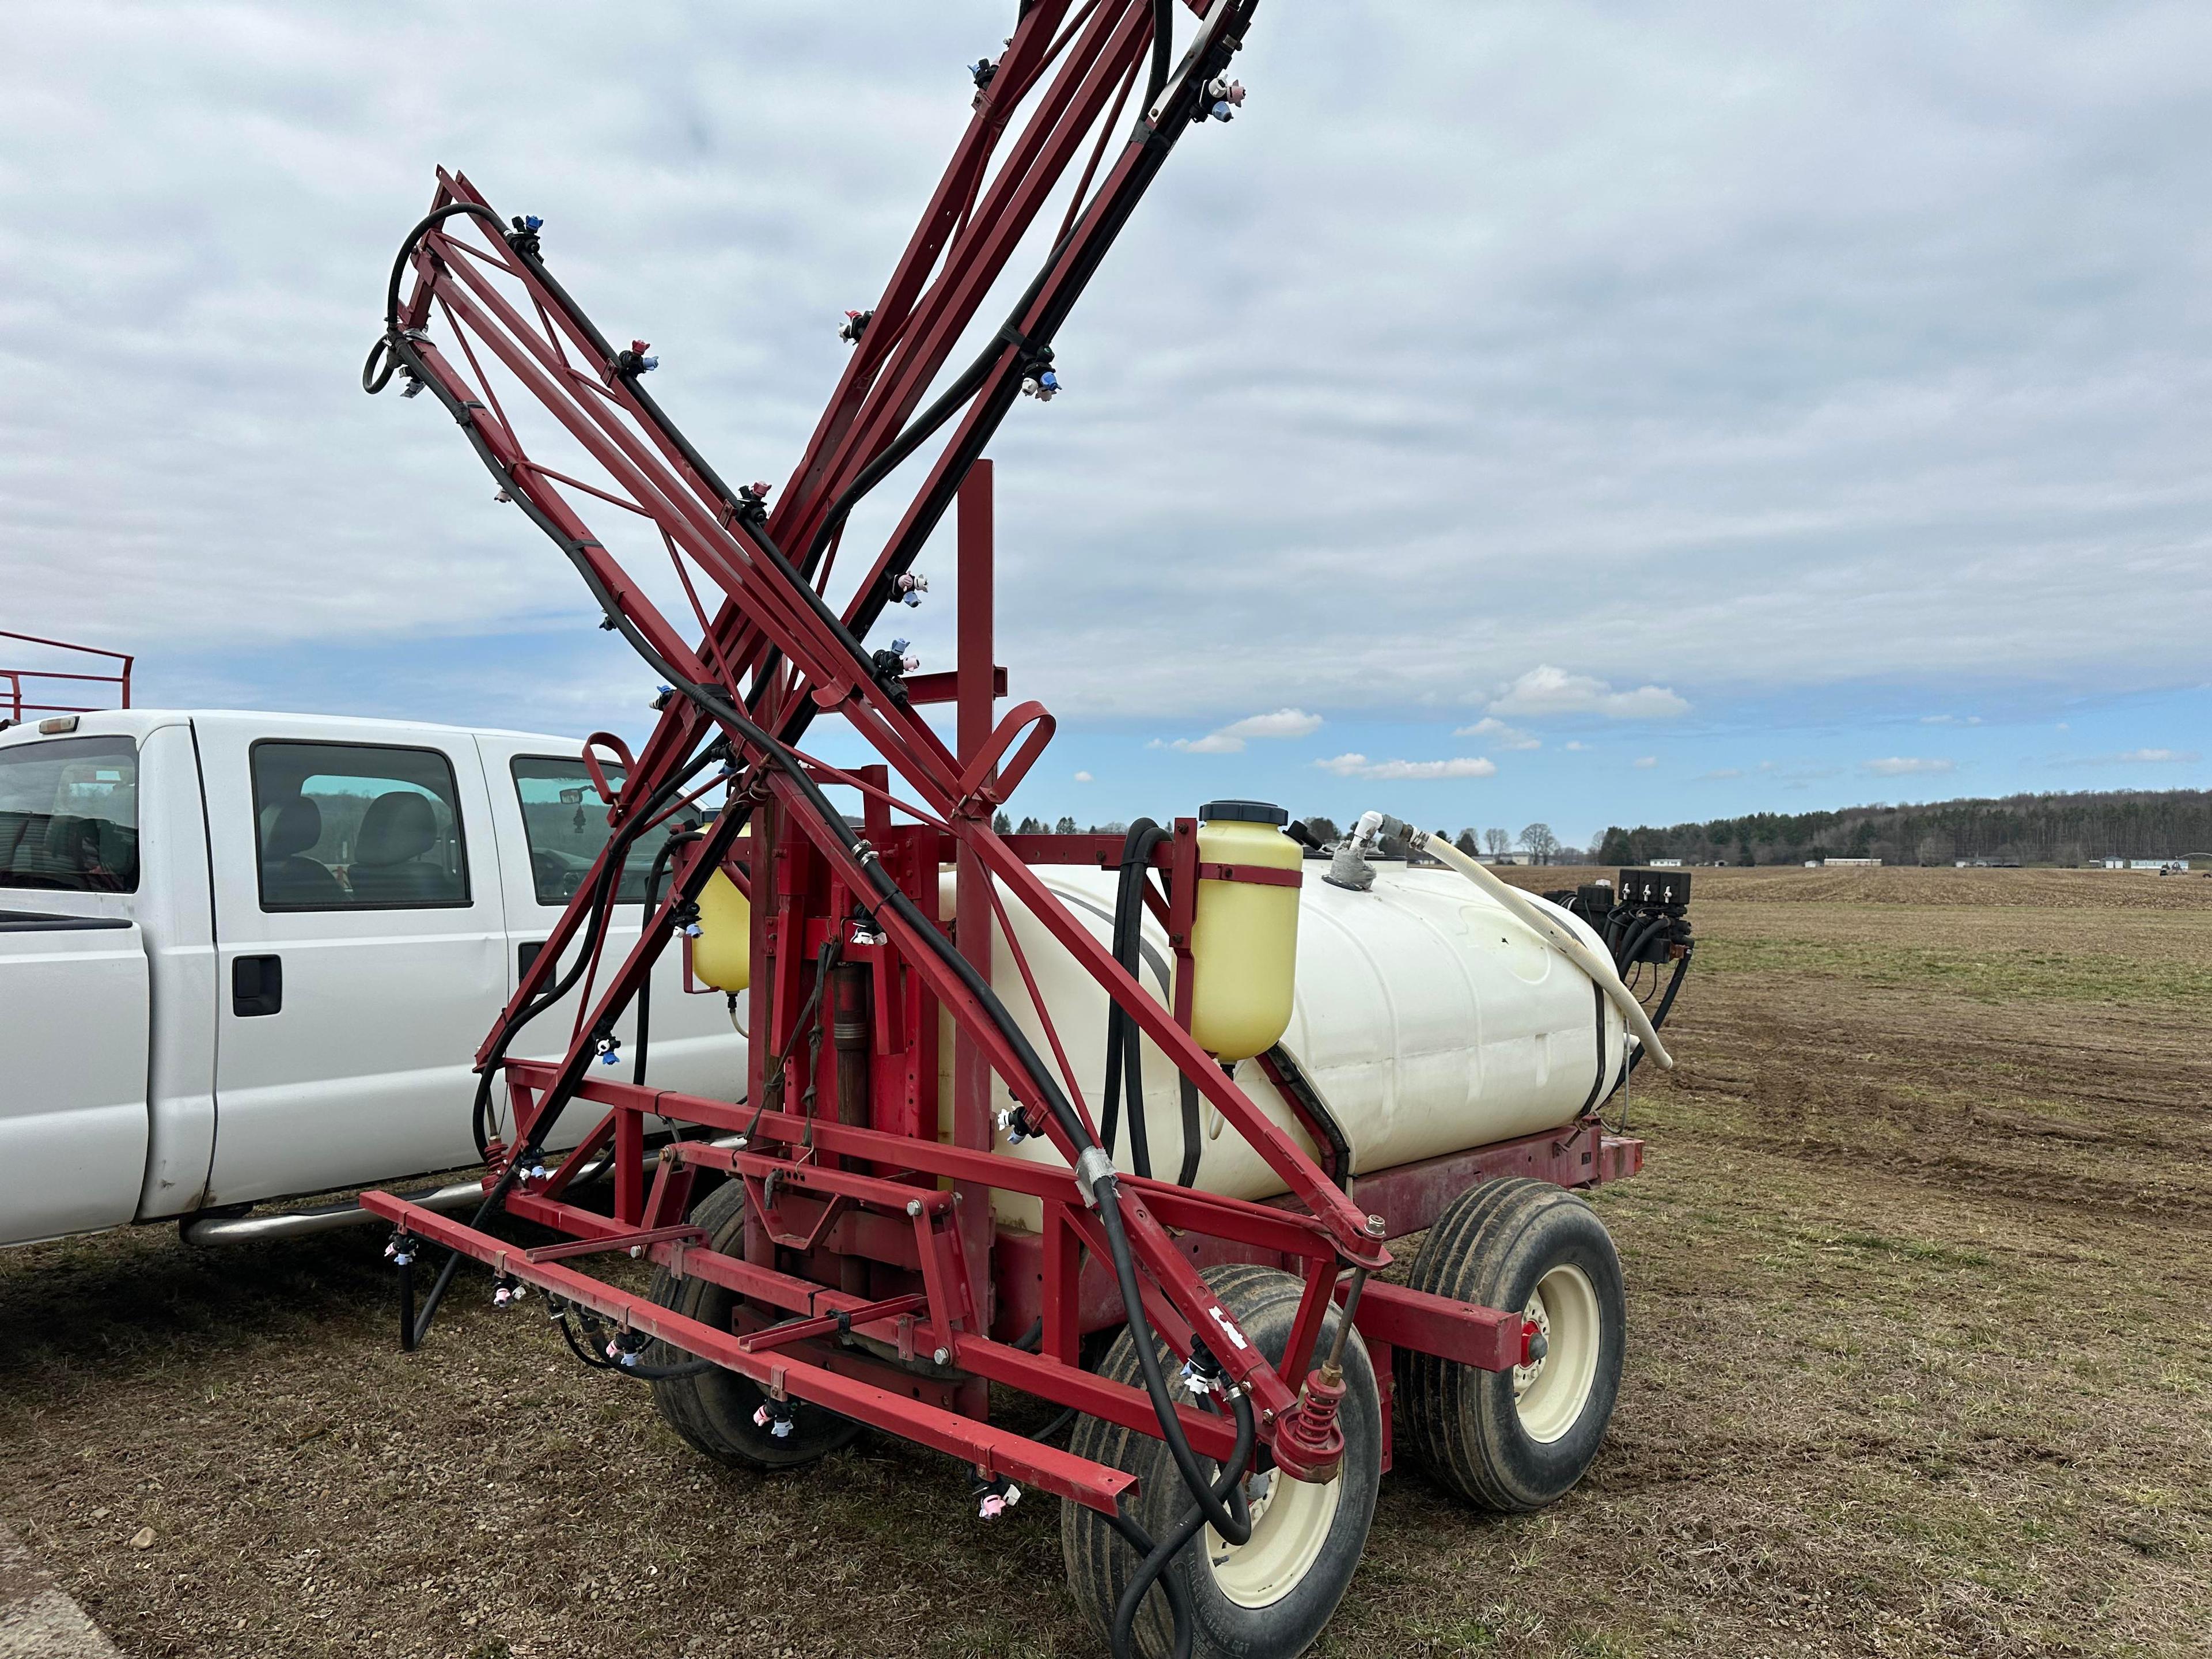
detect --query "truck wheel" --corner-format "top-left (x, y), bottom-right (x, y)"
top-left (1396, 1176), bottom-right (1624, 1512)
top-left (643, 1180), bottom-right (859, 1469)
top-left (1061, 1264), bottom-right (1381, 1659)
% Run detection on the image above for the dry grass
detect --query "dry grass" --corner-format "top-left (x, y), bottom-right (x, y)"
top-left (3, 867), bottom-right (2208, 1656)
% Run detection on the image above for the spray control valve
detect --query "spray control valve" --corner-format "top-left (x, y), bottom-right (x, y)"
top-left (732, 480), bottom-right (771, 524)
top-left (994, 1104), bottom-right (1039, 1145)
top-left (384, 1230), bottom-right (414, 1268)
top-left (1205, 78), bottom-right (1246, 122)
top-left (1179, 1339), bottom-right (1225, 1399)
top-left (491, 1274), bottom-right (529, 1310)
top-left (839, 308), bottom-right (873, 344)
top-left (849, 914), bottom-right (887, 948)
top-left (1020, 359), bottom-right (1060, 401)
top-left (594, 1030), bottom-right (623, 1067)
top-left (889, 638), bottom-right (921, 675)
top-left (973, 1474), bottom-right (1022, 1521)
top-left (605, 1328), bottom-right (651, 1368)
top-left (616, 339), bottom-right (659, 375)
top-left (753, 1398), bottom-right (797, 1439)
top-left (650, 684), bottom-right (675, 710)
top-left (893, 571), bottom-right (928, 607)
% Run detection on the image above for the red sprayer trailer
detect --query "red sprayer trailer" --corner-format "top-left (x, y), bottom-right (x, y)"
top-left (359, 6), bottom-right (1692, 1654)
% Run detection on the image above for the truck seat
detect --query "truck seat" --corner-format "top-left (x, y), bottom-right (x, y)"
top-left (347, 791), bottom-right (453, 903)
top-left (260, 797), bottom-right (342, 903)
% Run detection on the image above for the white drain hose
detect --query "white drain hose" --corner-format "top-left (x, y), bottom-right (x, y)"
top-left (1387, 820), bottom-right (1673, 1071)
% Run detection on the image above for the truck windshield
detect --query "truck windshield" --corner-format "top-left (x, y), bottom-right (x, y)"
top-left (510, 756), bottom-right (706, 907)
top-left (0, 734), bottom-right (139, 893)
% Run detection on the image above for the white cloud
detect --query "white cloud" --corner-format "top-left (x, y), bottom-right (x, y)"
top-left (1162, 707), bottom-right (1321, 755)
top-left (1487, 667), bottom-right (1689, 721)
top-left (1219, 707), bottom-right (1324, 741)
top-left (1862, 757), bottom-right (1956, 777)
top-left (1073, 770), bottom-right (1093, 782)
top-left (2062, 747), bottom-right (2202, 766)
top-left (1564, 740), bottom-right (1588, 751)
top-left (1452, 716), bottom-right (1540, 749)
top-left (1633, 755), bottom-right (1657, 768)
top-left (1920, 714), bottom-right (1983, 726)
top-left (1696, 767), bottom-right (1743, 781)
top-left (1316, 752), bottom-right (1498, 781)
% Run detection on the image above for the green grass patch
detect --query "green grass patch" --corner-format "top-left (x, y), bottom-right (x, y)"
top-left (1695, 936), bottom-right (2212, 1010)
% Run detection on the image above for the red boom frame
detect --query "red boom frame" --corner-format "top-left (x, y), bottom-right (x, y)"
top-left (363, 0), bottom-right (1641, 1543)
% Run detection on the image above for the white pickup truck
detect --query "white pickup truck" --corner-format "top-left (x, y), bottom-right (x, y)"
top-left (0, 709), bottom-right (746, 1248)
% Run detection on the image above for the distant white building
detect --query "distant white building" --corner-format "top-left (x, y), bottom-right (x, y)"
top-left (1648, 857), bottom-right (1684, 868)
top-left (1821, 858), bottom-right (1881, 868)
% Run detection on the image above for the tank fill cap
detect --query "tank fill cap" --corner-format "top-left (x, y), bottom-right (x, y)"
top-left (1198, 799), bottom-right (1288, 826)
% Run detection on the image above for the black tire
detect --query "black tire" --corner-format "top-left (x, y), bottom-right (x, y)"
top-left (1062, 1264), bottom-right (1382, 1659)
top-left (1396, 1177), bottom-right (1624, 1512)
top-left (643, 1180), bottom-right (861, 1469)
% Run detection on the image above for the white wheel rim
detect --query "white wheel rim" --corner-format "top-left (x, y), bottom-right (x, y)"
top-left (1512, 1264), bottom-right (1600, 1444)
top-left (1203, 1464), bottom-right (1343, 1608)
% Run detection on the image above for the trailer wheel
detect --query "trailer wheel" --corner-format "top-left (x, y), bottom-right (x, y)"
top-left (1396, 1177), bottom-right (1624, 1512)
top-left (642, 1181), bottom-right (860, 1469)
top-left (1061, 1264), bottom-right (1381, 1659)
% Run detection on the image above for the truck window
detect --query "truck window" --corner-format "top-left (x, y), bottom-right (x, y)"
top-left (251, 741), bottom-right (469, 910)
top-left (0, 734), bottom-right (139, 893)
top-left (510, 756), bottom-right (705, 906)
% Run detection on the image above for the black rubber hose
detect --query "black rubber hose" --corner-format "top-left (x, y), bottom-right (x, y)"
top-left (468, 745), bottom-right (722, 1158)
top-left (1111, 1389), bottom-right (1255, 1659)
top-left (1101, 820), bottom-right (1168, 1173)
top-left (1625, 950), bottom-right (1691, 1079)
top-left (1615, 913), bottom-right (1669, 976)
top-left (1092, 1169), bottom-right (1252, 1545)
top-left (632, 827), bottom-right (702, 1088)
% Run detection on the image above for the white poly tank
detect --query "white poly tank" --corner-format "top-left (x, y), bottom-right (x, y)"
top-left (937, 864), bottom-right (1624, 1229)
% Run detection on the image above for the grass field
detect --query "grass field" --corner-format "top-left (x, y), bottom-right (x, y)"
top-left (3, 866), bottom-right (2207, 1657)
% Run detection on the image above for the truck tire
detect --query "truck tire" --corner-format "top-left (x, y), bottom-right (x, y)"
top-left (643, 1180), bottom-right (860, 1469)
top-left (1061, 1264), bottom-right (1381, 1659)
top-left (1396, 1176), bottom-right (1624, 1512)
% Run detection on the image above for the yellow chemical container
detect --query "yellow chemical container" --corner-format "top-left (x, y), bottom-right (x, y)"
top-left (1187, 800), bottom-right (1301, 1060)
top-left (689, 868), bottom-right (751, 993)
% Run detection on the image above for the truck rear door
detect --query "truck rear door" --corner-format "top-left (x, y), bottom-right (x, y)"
top-left (196, 716), bottom-right (509, 1204)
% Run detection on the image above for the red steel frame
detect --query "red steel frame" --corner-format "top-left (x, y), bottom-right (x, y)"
top-left (0, 630), bottom-right (133, 723)
top-left (364, 0), bottom-right (1643, 1523)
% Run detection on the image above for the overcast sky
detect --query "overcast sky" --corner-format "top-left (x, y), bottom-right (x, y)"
top-left (6, 1), bottom-right (2209, 846)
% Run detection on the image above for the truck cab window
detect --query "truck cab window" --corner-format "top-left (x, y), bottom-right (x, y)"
top-left (0, 735), bottom-right (139, 893)
top-left (251, 741), bottom-right (469, 910)
top-left (510, 756), bottom-right (704, 906)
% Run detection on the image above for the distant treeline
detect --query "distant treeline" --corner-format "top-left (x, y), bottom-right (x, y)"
top-left (1596, 787), bottom-right (2212, 868)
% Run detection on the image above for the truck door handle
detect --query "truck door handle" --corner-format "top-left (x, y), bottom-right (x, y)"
top-left (233, 955), bottom-right (283, 1017)
top-left (518, 941), bottom-right (544, 979)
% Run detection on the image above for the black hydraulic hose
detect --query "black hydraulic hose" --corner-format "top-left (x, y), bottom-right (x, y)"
top-left (1100, 820), bottom-right (1168, 1173)
top-left (1626, 951), bottom-right (1691, 1080)
top-left (468, 745), bottom-right (721, 1158)
top-left (1092, 1172), bottom-right (1252, 1544)
top-left (555, 1302), bottom-right (717, 1381)
top-left (632, 828), bottom-right (702, 1088)
top-left (1612, 912), bottom-right (1668, 976)
top-left (1112, 1392), bottom-right (1254, 1659)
